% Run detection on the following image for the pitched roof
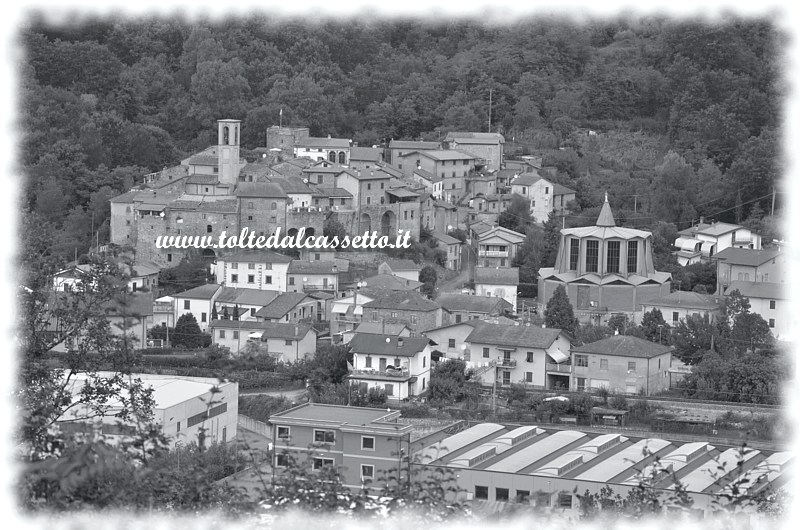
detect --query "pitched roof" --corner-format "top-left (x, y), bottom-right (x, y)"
top-left (724, 281), bottom-right (787, 300)
top-left (173, 284), bottom-right (222, 300)
top-left (186, 174), bottom-right (220, 185)
top-left (360, 274), bottom-right (422, 291)
top-left (389, 140), bottom-right (441, 150)
top-left (269, 177), bottom-right (313, 194)
top-left (209, 320), bottom-right (313, 340)
top-left (572, 335), bottom-right (673, 359)
top-left (310, 187), bottom-right (353, 198)
top-left (436, 293), bottom-right (512, 314)
top-left (643, 291), bottom-right (724, 311)
top-left (445, 132), bottom-right (505, 144)
top-left (295, 137), bottom-right (351, 149)
top-left (510, 174), bottom-right (541, 186)
top-left (221, 250), bottom-right (293, 264)
top-left (474, 267), bottom-right (519, 286)
top-left (234, 182), bottom-right (288, 198)
top-left (215, 287), bottom-right (279, 307)
top-left (400, 149), bottom-right (477, 162)
top-left (349, 334), bottom-right (429, 357)
top-left (714, 248), bottom-right (782, 267)
top-left (431, 231), bottom-right (460, 245)
top-left (254, 292), bottom-right (310, 319)
top-left (302, 163), bottom-right (349, 174)
top-left (381, 259), bottom-right (421, 271)
top-left (596, 195), bottom-right (616, 227)
top-left (354, 322), bottom-right (412, 336)
top-left (349, 146), bottom-right (383, 161)
top-left (552, 183), bottom-right (576, 196)
top-left (288, 259), bottom-right (349, 274)
top-left (465, 321), bottom-right (562, 349)
top-left (362, 291), bottom-right (440, 312)
top-left (413, 167), bottom-right (438, 182)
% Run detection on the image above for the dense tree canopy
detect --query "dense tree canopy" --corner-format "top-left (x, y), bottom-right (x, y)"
top-left (20, 16), bottom-right (784, 261)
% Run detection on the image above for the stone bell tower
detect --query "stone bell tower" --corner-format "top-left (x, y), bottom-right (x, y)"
top-left (217, 119), bottom-right (241, 186)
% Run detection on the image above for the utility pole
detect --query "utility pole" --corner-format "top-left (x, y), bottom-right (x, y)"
top-left (771, 186), bottom-right (776, 216)
top-left (488, 87), bottom-right (493, 133)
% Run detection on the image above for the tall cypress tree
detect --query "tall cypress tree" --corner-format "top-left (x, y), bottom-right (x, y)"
top-left (544, 284), bottom-right (577, 335)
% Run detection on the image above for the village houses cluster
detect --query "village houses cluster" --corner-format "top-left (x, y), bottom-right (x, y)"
top-left (49, 118), bottom-right (789, 399)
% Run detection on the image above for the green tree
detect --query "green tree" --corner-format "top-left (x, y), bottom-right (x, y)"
top-left (640, 309), bottom-right (669, 345)
top-left (498, 194), bottom-right (531, 235)
top-left (173, 313), bottom-right (204, 349)
top-left (544, 284), bottom-right (577, 335)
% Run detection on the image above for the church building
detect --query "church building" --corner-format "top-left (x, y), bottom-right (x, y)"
top-left (537, 195), bottom-right (671, 324)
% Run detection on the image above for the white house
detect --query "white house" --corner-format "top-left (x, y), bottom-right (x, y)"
top-left (509, 175), bottom-right (575, 223)
top-left (172, 284), bottom-right (223, 331)
top-left (293, 136), bottom-right (351, 164)
top-left (347, 334), bottom-right (432, 400)
top-left (464, 321), bottom-right (572, 390)
top-left (474, 267), bottom-right (519, 310)
top-left (378, 259), bottom-right (421, 282)
top-left (475, 226), bottom-right (526, 268)
top-left (724, 282), bottom-right (791, 342)
top-left (214, 250), bottom-right (292, 292)
top-left (675, 221), bottom-right (763, 265)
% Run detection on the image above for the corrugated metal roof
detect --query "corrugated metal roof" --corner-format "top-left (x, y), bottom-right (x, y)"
top-left (487, 431), bottom-right (588, 473)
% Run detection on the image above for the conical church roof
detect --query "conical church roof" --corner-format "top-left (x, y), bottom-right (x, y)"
top-left (596, 192), bottom-right (616, 227)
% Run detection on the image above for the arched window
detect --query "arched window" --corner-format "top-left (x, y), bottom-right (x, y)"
top-left (223, 126), bottom-right (229, 144)
top-left (422, 356), bottom-right (426, 368)
top-left (270, 202), bottom-right (277, 210)
top-left (234, 126), bottom-right (238, 145)
top-left (422, 377), bottom-right (426, 390)
top-left (328, 151), bottom-right (336, 163)
top-left (338, 151), bottom-right (346, 164)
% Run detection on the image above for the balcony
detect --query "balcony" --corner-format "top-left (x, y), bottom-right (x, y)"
top-left (479, 250), bottom-right (509, 258)
top-left (350, 368), bottom-right (410, 380)
top-left (497, 358), bottom-right (517, 368)
top-left (153, 302), bottom-right (174, 313)
top-left (302, 284), bottom-right (335, 293)
top-left (546, 363), bottom-right (572, 374)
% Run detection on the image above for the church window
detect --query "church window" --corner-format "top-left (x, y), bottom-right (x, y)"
top-left (627, 241), bottom-right (638, 273)
top-left (569, 239), bottom-right (579, 271)
top-left (606, 241), bottom-right (620, 273)
top-left (586, 240), bottom-right (599, 273)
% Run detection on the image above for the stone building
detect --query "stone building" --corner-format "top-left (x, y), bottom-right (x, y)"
top-left (266, 125), bottom-right (310, 159)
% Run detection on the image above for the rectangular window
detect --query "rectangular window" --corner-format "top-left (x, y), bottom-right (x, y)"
top-left (410, 315), bottom-right (418, 324)
top-left (575, 354), bottom-right (588, 367)
top-left (167, 254), bottom-right (172, 262)
top-left (526, 351), bottom-right (534, 362)
top-left (448, 339), bottom-right (456, 348)
top-left (569, 239), bottom-right (579, 271)
top-left (600, 359), bottom-right (608, 370)
top-left (361, 464), bottom-right (374, 479)
top-left (247, 215), bottom-right (253, 221)
top-left (277, 426), bottom-right (290, 439)
top-left (233, 331), bottom-right (239, 339)
top-left (177, 421), bottom-right (181, 432)
top-left (672, 312), bottom-right (679, 323)
top-left (231, 263), bottom-right (238, 269)
top-left (372, 311), bottom-right (378, 321)
top-left (475, 486), bottom-right (489, 500)
top-left (251, 308), bottom-right (256, 316)
top-left (770, 300), bottom-right (776, 309)
top-left (201, 312), bottom-right (207, 323)
top-left (455, 314), bottom-right (462, 323)
top-left (606, 240), bottom-right (620, 273)
top-left (586, 240), bottom-right (599, 273)
top-left (289, 277), bottom-right (295, 286)
top-left (184, 300), bottom-right (190, 310)
top-left (265, 276), bottom-right (272, 284)
top-left (628, 362), bottom-right (636, 372)
top-left (248, 275), bottom-right (255, 283)
top-left (516, 490), bottom-right (531, 503)
top-left (275, 454), bottom-right (289, 467)
top-left (285, 340), bottom-right (293, 346)
top-left (219, 330), bottom-right (226, 338)
top-left (384, 383), bottom-right (394, 396)
top-left (627, 241), bottom-right (638, 272)
top-left (769, 318), bottom-right (775, 328)
top-left (525, 372), bottom-right (533, 383)
top-left (577, 377), bottom-right (587, 391)
top-left (483, 347), bottom-right (490, 358)
top-left (231, 274), bottom-right (238, 283)
top-left (558, 493), bottom-right (573, 509)
top-left (313, 429), bottom-right (335, 444)
top-left (313, 458), bottom-right (335, 470)
top-left (496, 488), bottom-right (510, 502)
top-left (361, 436), bottom-right (375, 450)
top-left (248, 263), bottom-right (255, 270)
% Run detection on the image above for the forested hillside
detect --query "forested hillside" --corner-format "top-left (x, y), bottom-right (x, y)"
top-left (19, 15), bottom-right (784, 260)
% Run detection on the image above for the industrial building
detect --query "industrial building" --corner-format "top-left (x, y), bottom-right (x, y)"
top-left (415, 422), bottom-right (791, 516)
top-left (57, 372), bottom-right (239, 448)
